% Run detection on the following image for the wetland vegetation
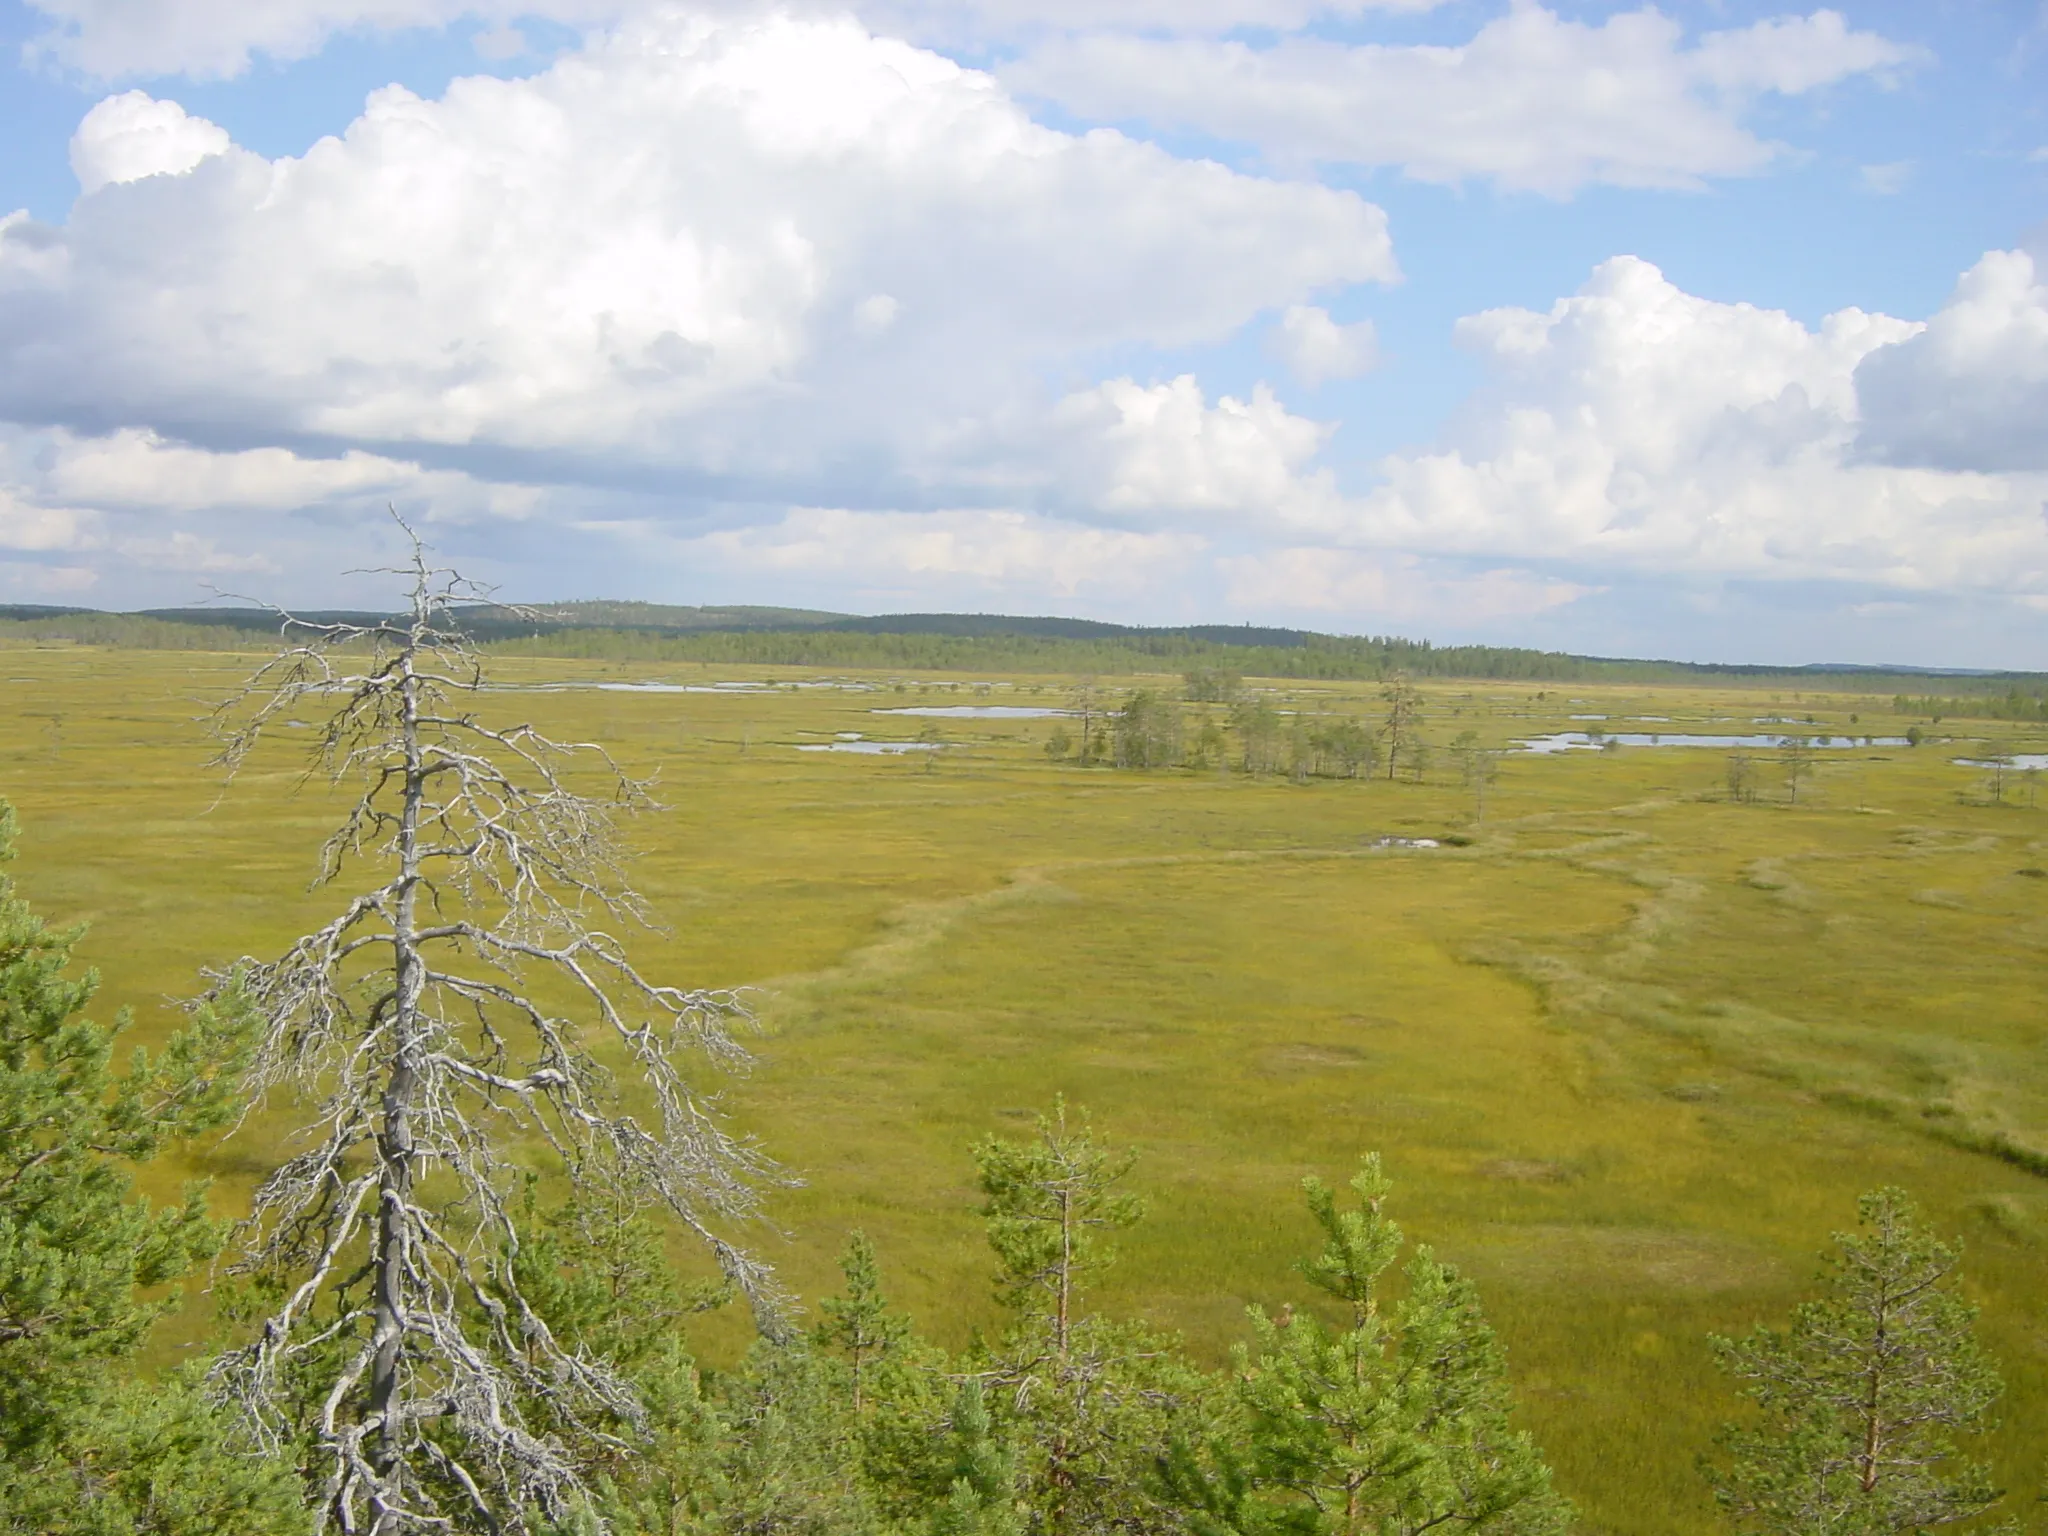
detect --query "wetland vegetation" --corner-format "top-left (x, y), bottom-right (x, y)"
top-left (0, 633), bottom-right (2042, 1534)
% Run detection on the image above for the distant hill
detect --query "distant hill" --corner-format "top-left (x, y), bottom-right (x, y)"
top-left (55, 601), bottom-right (854, 635)
top-left (0, 604), bottom-right (100, 620)
top-left (518, 601), bottom-right (849, 631)
top-left (3, 602), bottom-right (2045, 708)
top-left (813, 613), bottom-right (1325, 647)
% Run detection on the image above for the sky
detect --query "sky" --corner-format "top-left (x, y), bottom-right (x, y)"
top-left (0, 1), bottom-right (2044, 665)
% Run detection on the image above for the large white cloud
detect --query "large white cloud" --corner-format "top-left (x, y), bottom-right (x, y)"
top-left (1327, 256), bottom-right (2048, 595)
top-left (1046, 376), bottom-right (1339, 523)
top-left (34, 425), bottom-right (548, 521)
top-left (1218, 547), bottom-right (1592, 622)
top-left (5, 1), bottom-right (2041, 653)
top-left (68, 90), bottom-right (230, 193)
top-left (681, 504), bottom-right (1206, 600)
top-left (661, 249), bottom-right (2048, 620)
top-left (25, 0), bottom-right (1914, 203)
top-left (673, 508), bottom-right (1588, 624)
top-left (1003, 6), bottom-right (1917, 193)
top-left (40, 428), bottom-right (414, 511)
top-left (0, 422), bottom-right (559, 606)
top-left (0, 10), bottom-right (1391, 514)
top-left (1270, 305), bottom-right (1377, 389)
top-left (0, 485), bottom-right (97, 558)
top-left (1854, 245), bottom-right (2048, 473)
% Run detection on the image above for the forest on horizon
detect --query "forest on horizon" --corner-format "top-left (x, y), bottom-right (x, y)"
top-left (5, 601), bottom-right (2048, 710)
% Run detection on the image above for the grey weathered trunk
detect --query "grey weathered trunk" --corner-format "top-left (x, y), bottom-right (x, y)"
top-left (369, 653), bottom-right (424, 1531)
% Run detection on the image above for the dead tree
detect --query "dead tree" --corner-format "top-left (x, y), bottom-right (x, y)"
top-left (1380, 674), bottom-right (1422, 782)
top-left (201, 530), bottom-right (784, 1534)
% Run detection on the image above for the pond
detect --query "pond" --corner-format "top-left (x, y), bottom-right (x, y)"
top-left (595, 681), bottom-right (765, 694)
top-left (873, 705), bottom-right (1070, 718)
top-left (1516, 732), bottom-right (1911, 754)
top-left (796, 740), bottom-right (943, 755)
top-left (1954, 754), bottom-right (2048, 770)
top-left (505, 679), bottom-right (901, 695)
top-left (493, 680), bottom-right (772, 694)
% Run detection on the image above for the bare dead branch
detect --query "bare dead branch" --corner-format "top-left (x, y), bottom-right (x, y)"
top-left (203, 516), bottom-right (788, 1534)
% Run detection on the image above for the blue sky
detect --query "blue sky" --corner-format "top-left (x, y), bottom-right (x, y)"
top-left (0, 1), bottom-right (2044, 664)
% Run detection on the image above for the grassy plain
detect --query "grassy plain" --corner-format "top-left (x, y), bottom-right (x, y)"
top-left (1, 644), bottom-right (2044, 1534)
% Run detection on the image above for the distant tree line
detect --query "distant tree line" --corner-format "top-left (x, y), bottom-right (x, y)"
top-left (8, 604), bottom-right (2048, 698)
top-left (484, 628), bottom-right (1606, 683)
top-left (1892, 687), bottom-right (2048, 723)
top-left (0, 613), bottom-right (280, 650)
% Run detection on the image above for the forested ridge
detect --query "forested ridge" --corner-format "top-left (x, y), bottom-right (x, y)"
top-left (3, 601), bottom-right (2045, 701)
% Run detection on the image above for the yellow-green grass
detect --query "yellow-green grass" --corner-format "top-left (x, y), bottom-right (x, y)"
top-left (2, 647), bottom-right (2044, 1534)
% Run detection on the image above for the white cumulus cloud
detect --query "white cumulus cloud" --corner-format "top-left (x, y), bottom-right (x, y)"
top-left (1271, 305), bottom-right (1378, 388)
top-left (1337, 256), bottom-right (2048, 596)
top-left (68, 90), bottom-right (230, 194)
top-left (41, 428), bottom-right (420, 511)
top-left (1, 12), bottom-right (1392, 510)
top-left (1218, 547), bottom-right (1593, 622)
top-left (0, 423), bottom-right (559, 602)
top-left (0, 487), bottom-right (98, 555)
top-left (1854, 246), bottom-right (2048, 473)
top-left (1049, 375), bottom-right (1337, 521)
top-left (681, 505), bottom-right (1206, 600)
top-left (1002, 5), bottom-right (1919, 193)
top-left (7, 0), bottom-right (2038, 651)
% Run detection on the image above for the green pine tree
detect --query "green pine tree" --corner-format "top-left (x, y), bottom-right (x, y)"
top-left (581, 1338), bottom-right (725, 1536)
top-left (510, 1176), bottom-right (732, 1380)
top-left (974, 1098), bottom-right (1142, 1360)
top-left (708, 1342), bottom-right (880, 1536)
top-left (926, 1379), bottom-right (1023, 1536)
top-left (1170, 1156), bottom-right (1568, 1536)
top-left (0, 800), bottom-right (302, 1533)
top-left (814, 1231), bottom-right (911, 1413)
top-left (1706, 1187), bottom-right (2007, 1535)
top-left (972, 1104), bottom-right (1214, 1536)
top-left (837, 1324), bottom-right (960, 1527)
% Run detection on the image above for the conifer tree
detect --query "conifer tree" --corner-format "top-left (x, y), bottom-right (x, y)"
top-left (1779, 737), bottom-right (1817, 806)
top-left (1231, 699), bottom-right (1285, 776)
top-left (1706, 1188), bottom-right (2007, 1535)
top-left (974, 1099), bottom-right (1141, 1361)
top-left (973, 1104), bottom-right (1210, 1536)
top-left (814, 1231), bottom-right (911, 1414)
top-left (1170, 1157), bottom-right (1568, 1536)
top-left (1380, 678), bottom-right (1423, 782)
top-left (703, 1343), bottom-right (878, 1536)
top-left (509, 1178), bottom-right (731, 1388)
top-left (0, 800), bottom-right (302, 1533)
top-left (927, 1380), bottom-right (1022, 1536)
top-left (1452, 730), bottom-right (1501, 823)
top-left (589, 1341), bottom-right (879, 1536)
